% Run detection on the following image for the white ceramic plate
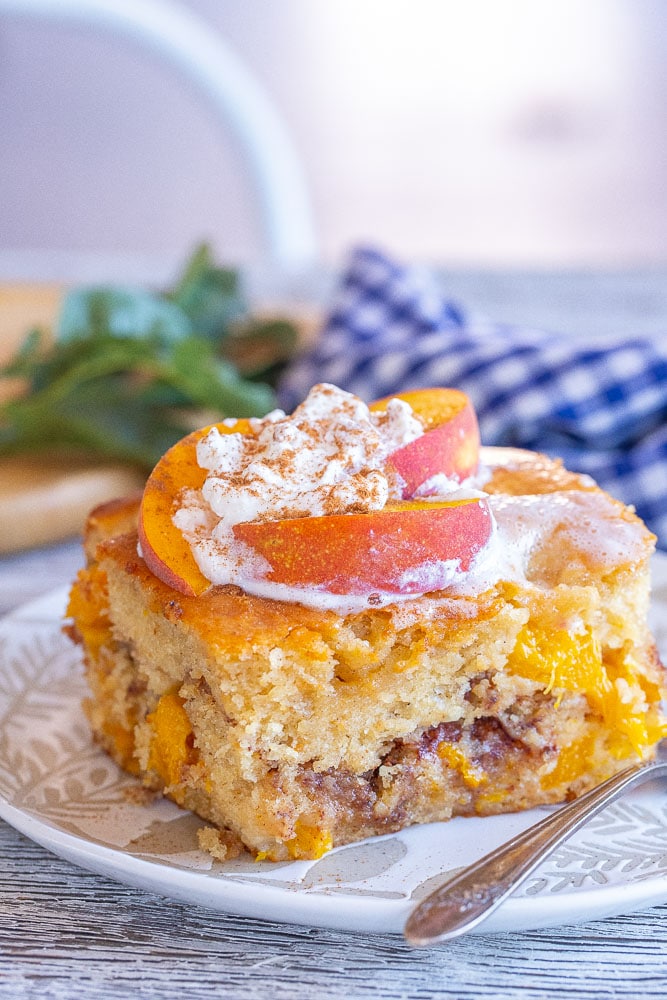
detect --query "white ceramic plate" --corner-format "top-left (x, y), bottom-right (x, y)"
top-left (0, 557), bottom-right (666, 936)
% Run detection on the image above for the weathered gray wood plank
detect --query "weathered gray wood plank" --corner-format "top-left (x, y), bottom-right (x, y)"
top-left (0, 822), bottom-right (665, 1000)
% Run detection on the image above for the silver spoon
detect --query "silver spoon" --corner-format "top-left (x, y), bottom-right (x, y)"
top-left (404, 741), bottom-right (667, 946)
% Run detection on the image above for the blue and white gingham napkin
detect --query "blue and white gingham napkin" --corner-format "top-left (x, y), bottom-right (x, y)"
top-left (278, 247), bottom-right (667, 548)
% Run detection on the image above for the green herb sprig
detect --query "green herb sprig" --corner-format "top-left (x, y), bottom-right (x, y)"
top-left (0, 244), bottom-right (299, 470)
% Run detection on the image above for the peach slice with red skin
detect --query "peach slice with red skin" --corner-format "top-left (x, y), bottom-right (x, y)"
top-left (233, 497), bottom-right (493, 595)
top-left (370, 388), bottom-right (480, 497)
top-left (137, 418), bottom-right (254, 597)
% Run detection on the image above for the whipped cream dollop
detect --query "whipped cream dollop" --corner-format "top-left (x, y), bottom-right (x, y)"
top-left (174, 383), bottom-right (492, 610)
top-left (196, 383), bottom-right (421, 526)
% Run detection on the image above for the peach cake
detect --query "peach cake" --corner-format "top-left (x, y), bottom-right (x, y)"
top-left (65, 384), bottom-right (667, 861)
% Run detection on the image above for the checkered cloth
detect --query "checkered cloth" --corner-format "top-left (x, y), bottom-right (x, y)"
top-left (278, 247), bottom-right (667, 548)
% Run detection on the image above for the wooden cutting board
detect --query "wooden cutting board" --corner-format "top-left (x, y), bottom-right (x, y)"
top-left (0, 284), bottom-right (145, 553)
top-left (0, 455), bottom-right (145, 553)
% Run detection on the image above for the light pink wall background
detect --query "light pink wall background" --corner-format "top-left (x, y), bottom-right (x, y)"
top-left (1, 0), bottom-right (666, 274)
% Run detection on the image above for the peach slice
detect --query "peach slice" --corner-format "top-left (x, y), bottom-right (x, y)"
top-left (233, 497), bottom-right (493, 595)
top-left (370, 388), bottom-right (480, 497)
top-left (138, 418), bottom-right (254, 596)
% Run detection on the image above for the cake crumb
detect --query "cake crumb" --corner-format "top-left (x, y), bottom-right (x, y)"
top-left (122, 785), bottom-right (160, 806)
top-left (197, 825), bottom-right (244, 861)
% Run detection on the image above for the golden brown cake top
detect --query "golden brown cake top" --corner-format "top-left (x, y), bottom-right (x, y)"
top-left (482, 446), bottom-right (654, 586)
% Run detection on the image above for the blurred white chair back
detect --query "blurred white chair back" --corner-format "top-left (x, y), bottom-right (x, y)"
top-left (0, 0), bottom-right (317, 270)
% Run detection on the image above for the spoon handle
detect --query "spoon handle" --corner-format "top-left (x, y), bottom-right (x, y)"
top-left (404, 756), bottom-right (667, 946)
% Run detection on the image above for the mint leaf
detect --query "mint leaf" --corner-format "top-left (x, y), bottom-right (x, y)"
top-left (166, 338), bottom-right (275, 416)
top-left (169, 242), bottom-right (245, 341)
top-left (58, 286), bottom-right (192, 344)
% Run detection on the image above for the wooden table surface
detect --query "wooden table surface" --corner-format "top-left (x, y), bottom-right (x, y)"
top-left (1, 271), bottom-right (666, 998)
